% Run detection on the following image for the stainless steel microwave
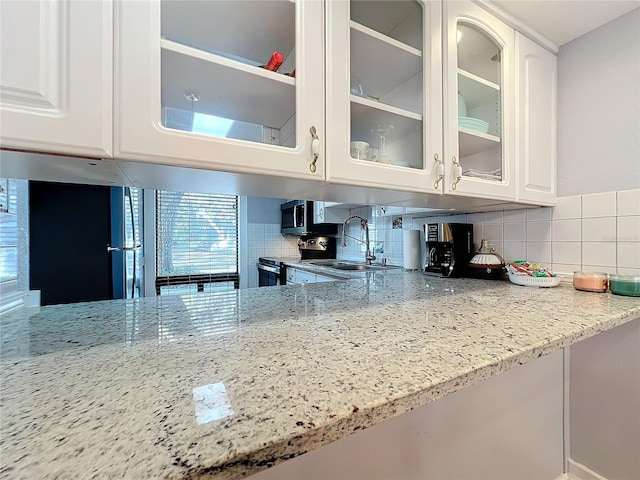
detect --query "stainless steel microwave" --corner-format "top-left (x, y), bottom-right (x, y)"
top-left (280, 200), bottom-right (338, 236)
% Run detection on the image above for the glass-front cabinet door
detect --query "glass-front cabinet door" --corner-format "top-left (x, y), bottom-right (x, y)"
top-left (326, 0), bottom-right (443, 193)
top-left (115, 0), bottom-right (324, 181)
top-left (443, 1), bottom-right (516, 200)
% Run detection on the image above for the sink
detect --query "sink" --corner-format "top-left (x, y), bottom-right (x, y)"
top-left (308, 260), bottom-right (346, 267)
top-left (308, 260), bottom-right (396, 271)
top-left (331, 264), bottom-right (387, 271)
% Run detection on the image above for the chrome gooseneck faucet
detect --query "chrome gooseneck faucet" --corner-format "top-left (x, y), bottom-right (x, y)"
top-left (341, 215), bottom-right (376, 265)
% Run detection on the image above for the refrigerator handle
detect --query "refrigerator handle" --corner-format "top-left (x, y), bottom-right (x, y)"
top-left (107, 244), bottom-right (142, 253)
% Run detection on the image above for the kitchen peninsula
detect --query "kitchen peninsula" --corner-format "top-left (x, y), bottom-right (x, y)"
top-left (1, 272), bottom-right (639, 479)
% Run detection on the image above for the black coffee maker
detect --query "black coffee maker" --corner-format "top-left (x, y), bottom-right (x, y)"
top-left (424, 223), bottom-right (474, 277)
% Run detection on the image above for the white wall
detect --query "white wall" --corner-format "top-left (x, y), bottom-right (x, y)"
top-left (556, 12), bottom-right (640, 479)
top-left (247, 196), bottom-right (284, 224)
top-left (557, 8), bottom-right (640, 197)
top-left (569, 318), bottom-right (640, 480)
top-left (252, 350), bottom-right (564, 480)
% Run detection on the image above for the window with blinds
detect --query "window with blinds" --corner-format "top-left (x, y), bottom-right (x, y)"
top-left (0, 178), bottom-right (19, 284)
top-left (155, 191), bottom-right (239, 295)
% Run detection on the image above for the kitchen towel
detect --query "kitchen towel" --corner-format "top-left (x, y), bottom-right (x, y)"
top-left (403, 229), bottom-right (421, 270)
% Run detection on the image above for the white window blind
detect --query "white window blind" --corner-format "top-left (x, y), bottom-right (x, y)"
top-left (155, 191), bottom-right (238, 294)
top-left (0, 178), bottom-right (19, 284)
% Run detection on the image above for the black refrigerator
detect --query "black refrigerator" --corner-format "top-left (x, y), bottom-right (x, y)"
top-left (29, 181), bottom-right (143, 306)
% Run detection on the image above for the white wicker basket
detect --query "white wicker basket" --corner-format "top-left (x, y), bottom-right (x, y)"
top-left (507, 272), bottom-right (561, 288)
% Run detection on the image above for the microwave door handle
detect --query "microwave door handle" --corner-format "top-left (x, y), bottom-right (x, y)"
top-left (294, 204), bottom-right (302, 228)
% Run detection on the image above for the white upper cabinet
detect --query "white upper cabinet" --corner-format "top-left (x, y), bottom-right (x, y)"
top-left (516, 33), bottom-right (557, 205)
top-left (0, 0), bottom-right (112, 157)
top-left (443, 1), bottom-right (516, 200)
top-left (325, 0), bottom-right (443, 193)
top-left (115, 0), bottom-right (325, 181)
top-left (0, 0), bottom-right (555, 206)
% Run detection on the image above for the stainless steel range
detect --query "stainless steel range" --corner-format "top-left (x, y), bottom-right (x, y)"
top-left (257, 236), bottom-right (336, 287)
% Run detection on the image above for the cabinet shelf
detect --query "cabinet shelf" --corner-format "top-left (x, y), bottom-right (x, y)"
top-left (458, 68), bottom-right (500, 111)
top-left (350, 21), bottom-right (422, 102)
top-left (351, 95), bottom-right (422, 121)
top-left (458, 68), bottom-right (499, 91)
top-left (161, 39), bottom-right (295, 129)
top-left (161, 0), bottom-right (295, 68)
top-left (351, 95), bottom-right (422, 146)
top-left (350, 1), bottom-right (422, 50)
top-left (459, 127), bottom-right (500, 157)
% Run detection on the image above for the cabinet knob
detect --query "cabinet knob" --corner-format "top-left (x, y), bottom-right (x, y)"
top-left (309, 126), bottom-right (319, 173)
top-left (433, 153), bottom-right (444, 190)
top-left (451, 156), bottom-right (462, 190)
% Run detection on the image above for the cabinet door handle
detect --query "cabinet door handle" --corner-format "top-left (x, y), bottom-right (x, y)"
top-left (309, 126), bottom-right (319, 173)
top-left (451, 156), bottom-right (462, 190)
top-left (433, 153), bottom-right (444, 190)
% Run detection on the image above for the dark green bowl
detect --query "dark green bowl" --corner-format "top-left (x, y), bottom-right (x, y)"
top-left (609, 275), bottom-right (640, 297)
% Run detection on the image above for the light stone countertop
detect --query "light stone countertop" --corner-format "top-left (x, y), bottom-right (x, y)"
top-left (1, 272), bottom-right (639, 480)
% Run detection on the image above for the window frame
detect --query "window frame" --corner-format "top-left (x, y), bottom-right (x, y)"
top-left (154, 190), bottom-right (240, 296)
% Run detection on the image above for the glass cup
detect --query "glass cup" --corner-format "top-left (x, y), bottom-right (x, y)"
top-left (372, 124), bottom-right (394, 164)
top-left (350, 141), bottom-right (369, 160)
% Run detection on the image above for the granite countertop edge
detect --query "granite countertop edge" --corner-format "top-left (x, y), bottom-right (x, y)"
top-left (183, 304), bottom-right (640, 480)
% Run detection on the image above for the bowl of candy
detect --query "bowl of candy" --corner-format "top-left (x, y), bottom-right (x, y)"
top-left (506, 261), bottom-right (560, 287)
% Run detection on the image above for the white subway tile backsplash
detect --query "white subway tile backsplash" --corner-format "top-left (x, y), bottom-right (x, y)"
top-left (466, 213), bottom-right (484, 223)
top-left (526, 242), bottom-right (551, 264)
top-left (526, 221), bottom-right (551, 242)
top-left (483, 210), bottom-right (503, 223)
top-left (502, 209), bottom-right (526, 222)
top-left (552, 195), bottom-right (582, 220)
top-left (552, 219), bottom-right (581, 242)
top-left (375, 189), bottom-right (634, 275)
top-left (617, 242), bottom-right (640, 269)
top-left (503, 242), bottom-right (526, 262)
top-left (482, 223), bottom-right (503, 242)
top-left (552, 264), bottom-right (581, 275)
top-left (552, 241), bottom-right (582, 265)
top-left (450, 214), bottom-right (468, 223)
top-left (526, 207), bottom-right (552, 222)
top-left (473, 224), bottom-right (483, 245)
top-left (582, 217), bottom-right (617, 242)
top-left (617, 189), bottom-right (640, 216)
top-left (582, 265), bottom-right (618, 275)
top-left (617, 216), bottom-right (640, 242)
top-left (582, 242), bottom-right (616, 267)
top-left (582, 191), bottom-right (617, 218)
top-left (617, 267), bottom-right (640, 275)
top-left (488, 241), bottom-right (503, 258)
top-left (503, 222), bottom-right (526, 241)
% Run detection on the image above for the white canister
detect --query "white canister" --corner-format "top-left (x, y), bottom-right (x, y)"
top-left (403, 229), bottom-right (421, 270)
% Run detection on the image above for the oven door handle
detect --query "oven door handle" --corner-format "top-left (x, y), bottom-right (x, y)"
top-left (257, 264), bottom-right (281, 274)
